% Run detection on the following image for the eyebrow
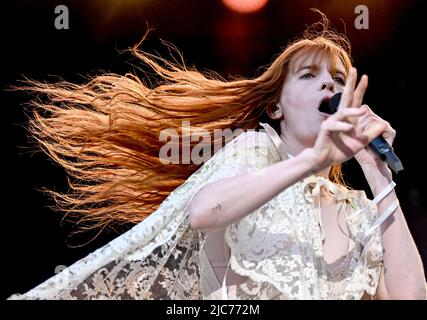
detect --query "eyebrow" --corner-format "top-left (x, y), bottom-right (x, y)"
top-left (334, 70), bottom-right (346, 78)
top-left (295, 65), bottom-right (316, 73)
top-left (296, 65), bottom-right (346, 78)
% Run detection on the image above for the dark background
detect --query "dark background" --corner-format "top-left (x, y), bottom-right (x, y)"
top-left (1, 0), bottom-right (426, 299)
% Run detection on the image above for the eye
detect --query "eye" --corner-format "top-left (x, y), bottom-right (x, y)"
top-left (333, 77), bottom-right (345, 85)
top-left (300, 73), bottom-right (315, 79)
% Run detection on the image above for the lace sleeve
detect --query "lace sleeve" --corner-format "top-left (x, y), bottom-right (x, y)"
top-left (196, 131), bottom-right (273, 185)
top-left (7, 130), bottom-right (275, 300)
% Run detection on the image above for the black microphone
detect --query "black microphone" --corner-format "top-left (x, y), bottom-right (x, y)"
top-left (325, 92), bottom-right (403, 174)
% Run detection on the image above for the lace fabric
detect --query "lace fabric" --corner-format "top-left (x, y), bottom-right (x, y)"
top-left (222, 184), bottom-right (383, 299)
top-left (8, 125), bottom-right (383, 300)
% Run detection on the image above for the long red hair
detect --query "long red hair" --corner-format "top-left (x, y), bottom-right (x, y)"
top-left (18, 13), bottom-right (352, 234)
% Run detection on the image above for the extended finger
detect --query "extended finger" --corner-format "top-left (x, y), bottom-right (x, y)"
top-left (351, 75), bottom-right (368, 108)
top-left (339, 67), bottom-right (357, 109)
top-left (335, 106), bottom-right (367, 124)
top-left (322, 120), bottom-right (354, 132)
top-left (336, 107), bottom-right (367, 118)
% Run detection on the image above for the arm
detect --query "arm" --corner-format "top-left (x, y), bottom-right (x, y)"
top-left (362, 164), bottom-right (426, 300)
top-left (190, 68), bottom-right (379, 233)
top-left (189, 147), bottom-right (317, 233)
top-left (354, 103), bottom-right (426, 299)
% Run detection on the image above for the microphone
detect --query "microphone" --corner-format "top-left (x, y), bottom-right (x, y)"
top-left (325, 92), bottom-right (403, 174)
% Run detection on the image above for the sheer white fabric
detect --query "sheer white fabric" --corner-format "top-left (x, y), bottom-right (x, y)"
top-left (8, 124), bottom-right (383, 300)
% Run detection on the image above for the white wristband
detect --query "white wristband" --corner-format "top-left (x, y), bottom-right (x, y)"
top-left (365, 181), bottom-right (399, 237)
top-left (366, 199), bottom-right (400, 236)
top-left (372, 181), bottom-right (396, 205)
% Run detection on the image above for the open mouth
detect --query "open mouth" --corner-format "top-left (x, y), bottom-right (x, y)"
top-left (318, 97), bottom-right (332, 114)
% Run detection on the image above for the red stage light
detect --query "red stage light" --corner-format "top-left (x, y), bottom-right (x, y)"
top-left (221, 0), bottom-right (268, 14)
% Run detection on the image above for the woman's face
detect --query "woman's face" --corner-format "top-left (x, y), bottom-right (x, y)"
top-left (277, 54), bottom-right (347, 152)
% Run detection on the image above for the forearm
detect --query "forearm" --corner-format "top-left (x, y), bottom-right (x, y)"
top-left (189, 148), bottom-right (318, 233)
top-left (363, 167), bottom-right (426, 299)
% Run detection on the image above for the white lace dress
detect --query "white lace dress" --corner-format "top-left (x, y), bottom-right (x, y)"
top-left (7, 123), bottom-right (383, 300)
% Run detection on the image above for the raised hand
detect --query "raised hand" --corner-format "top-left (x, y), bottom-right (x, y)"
top-left (311, 68), bottom-right (388, 170)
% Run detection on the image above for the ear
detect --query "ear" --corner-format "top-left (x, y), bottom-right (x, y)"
top-left (267, 104), bottom-right (283, 120)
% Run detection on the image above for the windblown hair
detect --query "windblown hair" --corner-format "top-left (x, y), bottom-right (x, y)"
top-left (19, 12), bottom-right (352, 234)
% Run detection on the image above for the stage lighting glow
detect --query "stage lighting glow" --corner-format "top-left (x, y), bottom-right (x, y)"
top-left (221, 0), bottom-right (268, 14)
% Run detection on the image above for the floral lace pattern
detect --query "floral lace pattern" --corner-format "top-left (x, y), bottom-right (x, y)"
top-left (223, 183), bottom-right (383, 300)
top-left (8, 126), bottom-right (383, 300)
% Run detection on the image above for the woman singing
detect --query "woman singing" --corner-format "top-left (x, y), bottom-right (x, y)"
top-left (8, 13), bottom-right (426, 300)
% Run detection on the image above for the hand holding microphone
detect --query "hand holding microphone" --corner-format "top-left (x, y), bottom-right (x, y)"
top-left (312, 68), bottom-right (402, 174)
top-left (322, 87), bottom-right (403, 174)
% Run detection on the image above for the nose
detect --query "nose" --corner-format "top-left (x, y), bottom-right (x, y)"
top-left (320, 75), bottom-right (335, 93)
